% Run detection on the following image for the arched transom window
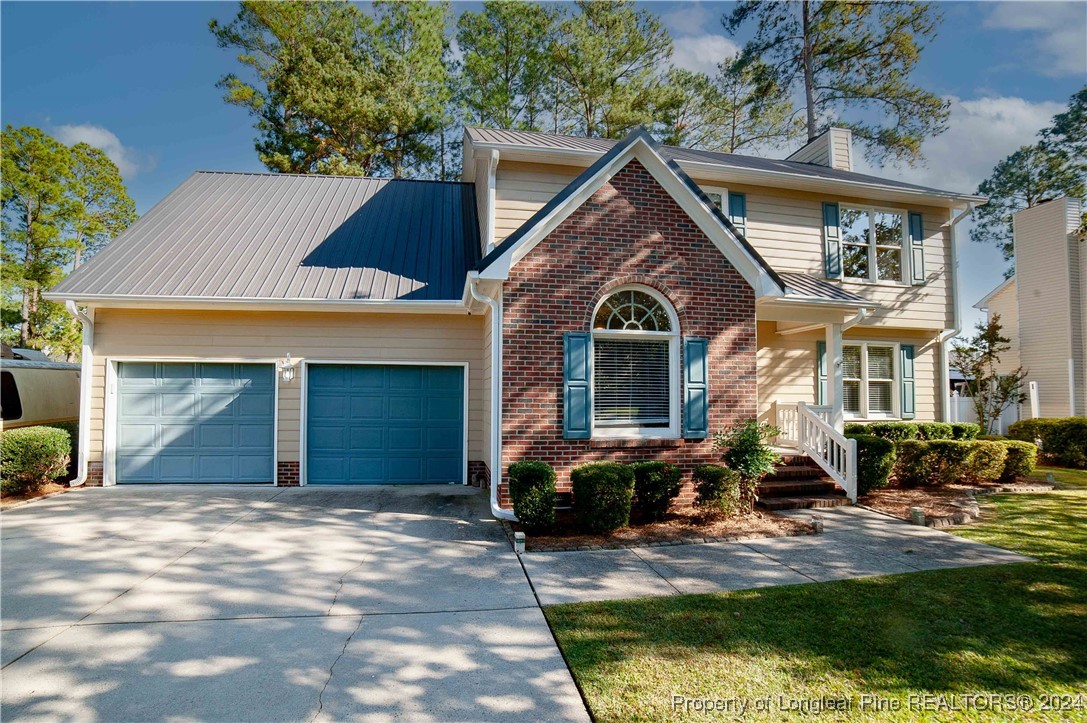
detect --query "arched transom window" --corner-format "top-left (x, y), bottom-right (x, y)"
top-left (590, 286), bottom-right (680, 437)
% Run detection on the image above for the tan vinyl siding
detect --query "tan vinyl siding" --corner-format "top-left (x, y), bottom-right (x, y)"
top-left (1014, 201), bottom-right (1076, 417)
top-left (830, 128), bottom-right (853, 172)
top-left (785, 136), bottom-right (831, 167)
top-left (87, 309), bottom-right (486, 466)
top-left (493, 159), bottom-right (954, 330)
top-left (984, 281), bottom-right (1021, 375)
top-left (756, 321), bottom-right (942, 421)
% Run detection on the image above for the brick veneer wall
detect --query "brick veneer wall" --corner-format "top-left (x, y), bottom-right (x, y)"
top-left (500, 158), bottom-right (758, 507)
top-left (86, 461), bottom-right (104, 487)
top-left (277, 461), bottom-right (300, 487)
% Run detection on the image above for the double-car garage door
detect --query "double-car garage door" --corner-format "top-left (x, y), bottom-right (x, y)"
top-left (115, 362), bottom-right (464, 485)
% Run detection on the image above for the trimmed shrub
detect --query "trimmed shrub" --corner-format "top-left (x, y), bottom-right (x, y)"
top-left (977, 434), bottom-right (1004, 441)
top-left (862, 422), bottom-right (920, 442)
top-left (998, 440), bottom-right (1038, 483)
top-left (1, 426), bottom-right (71, 496)
top-left (894, 440), bottom-right (1006, 487)
top-left (844, 423), bottom-right (867, 436)
top-left (630, 461), bottom-right (683, 521)
top-left (692, 464), bottom-right (742, 516)
top-left (571, 462), bottom-right (635, 534)
top-left (846, 434), bottom-right (896, 495)
top-left (508, 460), bottom-right (557, 533)
top-left (1009, 417), bottom-right (1087, 468)
top-left (916, 422), bottom-right (953, 440)
top-left (950, 423), bottom-right (980, 440)
top-left (965, 441), bottom-right (1008, 484)
top-left (47, 421), bottom-right (79, 482)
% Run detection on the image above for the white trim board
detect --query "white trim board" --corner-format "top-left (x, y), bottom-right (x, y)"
top-left (298, 360), bottom-right (470, 487)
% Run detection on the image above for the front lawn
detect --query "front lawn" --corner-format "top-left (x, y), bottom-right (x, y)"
top-left (1029, 465), bottom-right (1087, 490)
top-left (546, 489), bottom-right (1087, 721)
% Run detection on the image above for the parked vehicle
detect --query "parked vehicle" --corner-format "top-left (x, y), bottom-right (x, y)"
top-left (1, 345), bottom-right (80, 429)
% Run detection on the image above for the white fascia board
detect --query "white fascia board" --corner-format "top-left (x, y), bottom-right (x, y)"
top-left (40, 293), bottom-right (471, 315)
top-left (470, 141), bottom-right (987, 208)
top-left (478, 137), bottom-right (783, 298)
top-left (972, 275), bottom-right (1016, 310)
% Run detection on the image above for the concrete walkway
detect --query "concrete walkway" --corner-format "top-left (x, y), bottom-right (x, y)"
top-left (520, 506), bottom-right (1032, 605)
top-left (1, 485), bottom-right (588, 722)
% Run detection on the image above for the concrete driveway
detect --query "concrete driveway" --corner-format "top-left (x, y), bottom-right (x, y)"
top-left (1, 486), bottom-right (588, 722)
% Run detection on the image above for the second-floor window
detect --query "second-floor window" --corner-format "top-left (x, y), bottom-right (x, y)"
top-left (840, 206), bottom-right (905, 283)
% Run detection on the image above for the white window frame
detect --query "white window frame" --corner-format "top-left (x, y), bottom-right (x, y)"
top-left (839, 205), bottom-right (909, 284)
top-left (590, 285), bottom-right (681, 439)
top-left (700, 185), bottom-right (729, 213)
top-left (842, 341), bottom-right (900, 420)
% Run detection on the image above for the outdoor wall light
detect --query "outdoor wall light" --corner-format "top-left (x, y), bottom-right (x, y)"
top-left (279, 353), bottom-right (295, 383)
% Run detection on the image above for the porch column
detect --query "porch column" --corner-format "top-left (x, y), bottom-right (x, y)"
top-left (825, 323), bottom-right (845, 432)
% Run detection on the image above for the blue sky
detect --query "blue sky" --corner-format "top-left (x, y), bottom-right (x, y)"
top-left (3, 1), bottom-right (1085, 331)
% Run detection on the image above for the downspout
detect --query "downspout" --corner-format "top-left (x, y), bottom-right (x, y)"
top-left (939, 203), bottom-right (976, 422)
top-left (468, 273), bottom-right (517, 521)
top-left (64, 300), bottom-right (93, 487)
top-left (842, 307), bottom-right (868, 331)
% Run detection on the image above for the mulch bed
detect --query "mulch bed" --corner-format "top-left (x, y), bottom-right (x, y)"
top-left (0, 482), bottom-right (72, 509)
top-left (860, 481), bottom-right (1053, 523)
top-left (516, 508), bottom-right (811, 552)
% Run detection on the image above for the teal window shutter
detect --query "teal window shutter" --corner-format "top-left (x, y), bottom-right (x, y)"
top-left (563, 332), bottom-right (592, 439)
top-left (683, 337), bottom-right (709, 439)
top-left (816, 340), bottom-right (827, 405)
top-left (823, 202), bottom-right (841, 278)
top-left (728, 193), bottom-right (747, 235)
top-left (900, 344), bottom-right (916, 419)
top-left (908, 212), bottom-right (925, 285)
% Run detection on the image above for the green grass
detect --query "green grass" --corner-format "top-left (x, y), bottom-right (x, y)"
top-left (546, 489), bottom-right (1087, 721)
top-left (1028, 465), bottom-right (1087, 490)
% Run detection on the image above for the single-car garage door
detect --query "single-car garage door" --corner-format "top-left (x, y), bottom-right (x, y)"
top-left (306, 364), bottom-right (464, 484)
top-left (116, 362), bottom-right (275, 484)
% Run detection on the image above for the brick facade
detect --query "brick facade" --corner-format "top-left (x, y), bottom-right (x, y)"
top-left (277, 461), bottom-right (300, 487)
top-left (86, 461), bottom-right (104, 487)
top-left (500, 159), bottom-right (758, 506)
top-left (468, 460), bottom-right (490, 488)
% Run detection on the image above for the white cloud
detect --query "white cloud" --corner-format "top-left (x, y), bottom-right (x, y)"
top-left (671, 34), bottom-right (740, 76)
top-left (52, 124), bottom-right (141, 177)
top-left (859, 95), bottom-right (1065, 193)
top-left (660, 3), bottom-right (717, 37)
top-left (983, 2), bottom-right (1087, 77)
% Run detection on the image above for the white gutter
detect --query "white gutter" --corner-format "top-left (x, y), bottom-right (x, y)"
top-left (64, 301), bottom-right (93, 487)
top-left (467, 273), bottom-right (516, 522)
top-left (41, 295), bottom-right (470, 315)
top-left (939, 203), bottom-right (977, 422)
top-left (843, 307), bottom-right (869, 331)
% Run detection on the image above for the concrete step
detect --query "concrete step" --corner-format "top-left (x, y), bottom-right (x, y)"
top-left (757, 494), bottom-right (853, 511)
top-left (758, 479), bottom-right (841, 497)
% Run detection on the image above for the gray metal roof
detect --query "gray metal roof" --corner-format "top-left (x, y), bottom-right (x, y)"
top-left (466, 127), bottom-right (981, 202)
top-left (51, 172), bottom-right (480, 302)
top-left (779, 273), bottom-right (872, 304)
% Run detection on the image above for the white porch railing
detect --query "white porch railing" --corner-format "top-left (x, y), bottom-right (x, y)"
top-left (796, 401), bottom-right (857, 502)
top-left (774, 402), bottom-right (831, 448)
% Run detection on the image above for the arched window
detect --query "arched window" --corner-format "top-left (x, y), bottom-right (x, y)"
top-left (590, 286), bottom-right (680, 437)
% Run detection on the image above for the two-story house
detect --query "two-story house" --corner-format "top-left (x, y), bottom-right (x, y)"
top-left (46, 126), bottom-right (983, 517)
top-left (974, 196), bottom-right (1085, 418)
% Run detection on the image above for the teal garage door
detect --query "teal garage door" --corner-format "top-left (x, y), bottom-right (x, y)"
top-left (116, 362), bottom-right (275, 484)
top-left (306, 364), bottom-right (464, 484)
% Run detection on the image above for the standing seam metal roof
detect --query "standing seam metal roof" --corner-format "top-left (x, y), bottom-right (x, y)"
top-left (50, 172), bottom-right (481, 302)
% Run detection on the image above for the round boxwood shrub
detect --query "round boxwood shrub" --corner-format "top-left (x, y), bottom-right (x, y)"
top-left (630, 461), bottom-right (682, 522)
top-left (846, 434), bottom-right (896, 495)
top-left (894, 439), bottom-right (1007, 487)
top-left (1, 426), bottom-right (71, 496)
top-left (916, 422), bottom-right (953, 440)
top-left (571, 462), bottom-right (634, 534)
top-left (998, 440), bottom-right (1038, 483)
top-left (864, 422), bottom-right (920, 442)
top-left (964, 440), bottom-right (1008, 484)
top-left (692, 464), bottom-right (742, 516)
top-left (508, 460), bottom-right (557, 533)
top-left (951, 423), bottom-right (980, 440)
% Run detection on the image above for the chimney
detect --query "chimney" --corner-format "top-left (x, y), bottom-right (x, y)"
top-left (785, 127), bottom-right (854, 172)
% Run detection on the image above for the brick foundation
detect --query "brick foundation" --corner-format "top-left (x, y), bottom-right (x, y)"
top-left (85, 461), bottom-right (104, 487)
top-left (500, 158), bottom-right (757, 507)
top-left (277, 461), bottom-right (300, 487)
top-left (468, 460), bottom-right (490, 488)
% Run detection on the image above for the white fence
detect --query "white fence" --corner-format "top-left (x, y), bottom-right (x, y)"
top-left (948, 392), bottom-right (1020, 436)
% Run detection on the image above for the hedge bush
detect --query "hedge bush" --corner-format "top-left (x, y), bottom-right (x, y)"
top-left (1, 426), bottom-right (71, 496)
top-left (916, 422), bottom-right (953, 440)
top-left (48, 421), bottom-right (79, 481)
top-left (894, 440), bottom-right (1007, 487)
top-left (508, 460), bottom-right (557, 533)
top-left (631, 461), bottom-right (683, 521)
top-left (999, 440), bottom-right (1038, 483)
top-left (692, 464), bottom-right (742, 516)
top-left (951, 423), bottom-right (980, 440)
top-left (571, 462), bottom-right (635, 534)
top-left (846, 434), bottom-right (896, 495)
top-left (1008, 417), bottom-right (1087, 468)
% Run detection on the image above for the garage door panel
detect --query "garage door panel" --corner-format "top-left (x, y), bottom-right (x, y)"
top-left (306, 364), bottom-right (464, 484)
top-left (309, 394), bottom-right (347, 420)
top-left (116, 362), bottom-right (274, 484)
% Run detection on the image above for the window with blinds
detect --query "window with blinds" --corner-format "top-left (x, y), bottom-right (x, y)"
top-left (593, 338), bottom-right (671, 427)
top-left (842, 342), bottom-right (897, 418)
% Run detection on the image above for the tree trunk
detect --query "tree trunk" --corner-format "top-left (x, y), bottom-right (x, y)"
top-left (19, 290), bottom-right (29, 347)
top-left (801, 0), bottom-right (818, 141)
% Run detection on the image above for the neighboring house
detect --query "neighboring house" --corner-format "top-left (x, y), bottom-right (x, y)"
top-left (975, 197), bottom-right (1086, 418)
top-left (46, 126), bottom-right (983, 516)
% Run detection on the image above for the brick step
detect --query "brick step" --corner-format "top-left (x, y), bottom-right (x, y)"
top-left (764, 465), bottom-right (830, 481)
top-left (757, 494), bottom-right (853, 511)
top-left (776, 455), bottom-right (817, 467)
top-left (757, 479), bottom-right (841, 497)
